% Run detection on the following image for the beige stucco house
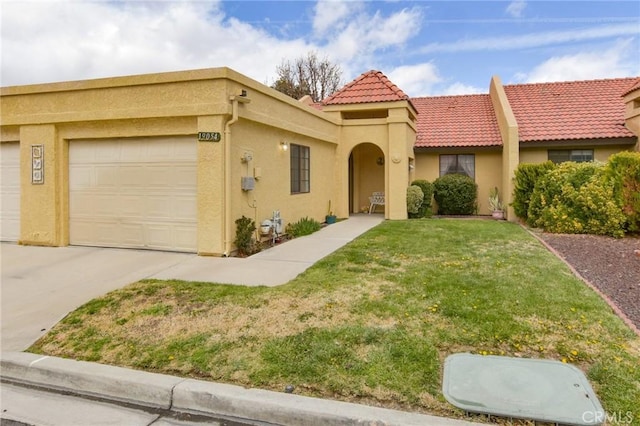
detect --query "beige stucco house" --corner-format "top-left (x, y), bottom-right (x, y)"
top-left (1, 67), bottom-right (639, 255)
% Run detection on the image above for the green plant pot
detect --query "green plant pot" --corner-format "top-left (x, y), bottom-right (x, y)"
top-left (326, 215), bottom-right (337, 224)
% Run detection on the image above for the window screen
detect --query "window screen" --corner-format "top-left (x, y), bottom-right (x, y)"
top-left (439, 154), bottom-right (475, 179)
top-left (290, 144), bottom-right (310, 193)
top-left (548, 149), bottom-right (593, 164)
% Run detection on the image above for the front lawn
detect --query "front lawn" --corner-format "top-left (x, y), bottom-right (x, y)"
top-left (31, 220), bottom-right (640, 422)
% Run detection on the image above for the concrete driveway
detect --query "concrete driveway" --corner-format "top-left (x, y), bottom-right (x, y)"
top-left (1, 244), bottom-right (192, 351)
top-left (0, 214), bottom-right (383, 352)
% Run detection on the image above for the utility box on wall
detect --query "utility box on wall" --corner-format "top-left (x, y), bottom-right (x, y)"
top-left (241, 176), bottom-right (255, 191)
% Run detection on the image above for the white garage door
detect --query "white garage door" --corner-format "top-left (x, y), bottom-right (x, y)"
top-left (1, 142), bottom-right (20, 242)
top-left (69, 137), bottom-right (197, 252)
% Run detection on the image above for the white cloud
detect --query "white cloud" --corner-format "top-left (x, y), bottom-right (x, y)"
top-left (418, 23), bottom-right (639, 53)
top-left (518, 38), bottom-right (640, 83)
top-left (0, 1), bottom-right (310, 87)
top-left (440, 82), bottom-right (484, 96)
top-left (312, 0), bottom-right (362, 36)
top-left (387, 63), bottom-right (442, 97)
top-left (0, 1), bottom-right (424, 88)
top-left (506, 1), bottom-right (527, 18)
top-left (321, 7), bottom-right (423, 64)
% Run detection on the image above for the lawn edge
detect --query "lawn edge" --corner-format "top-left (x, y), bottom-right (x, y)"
top-left (522, 224), bottom-right (640, 338)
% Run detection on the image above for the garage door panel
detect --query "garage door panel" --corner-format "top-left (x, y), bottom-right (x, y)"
top-left (172, 166), bottom-right (197, 187)
top-left (1, 143), bottom-right (21, 242)
top-left (174, 196), bottom-right (197, 219)
top-left (70, 137), bottom-right (197, 252)
top-left (119, 196), bottom-right (145, 217)
top-left (175, 227), bottom-right (197, 251)
top-left (146, 197), bottom-right (174, 219)
top-left (95, 166), bottom-right (119, 187)
top-left (146, 225), bottom-right (172, 248)
top-left (119, 165), bottom-right (149, 187)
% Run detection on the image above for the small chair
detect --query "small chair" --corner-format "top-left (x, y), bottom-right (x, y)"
top-left (368, 192), bottom-right (385, 214)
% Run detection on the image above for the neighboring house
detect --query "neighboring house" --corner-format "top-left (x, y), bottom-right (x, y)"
top-left (1, 68), bottom-right (639, 255)
top-left (410, 75), bottom-right (640, 217)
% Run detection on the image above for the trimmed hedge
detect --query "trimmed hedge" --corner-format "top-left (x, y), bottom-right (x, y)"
top-left (527, 162), bottom-right (626, 237)
top-left (406, 185), bottom-right (424, 215)
top-left (433, 174), bottom-right (477, 215)
top-left (607, 151), bottom-right (640, 233)
top-left (409, 179), bottom-right (434, 218)
top-left (512, 161), bottom-right (556, 220)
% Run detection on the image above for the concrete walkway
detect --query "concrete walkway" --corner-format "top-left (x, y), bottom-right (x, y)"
top-left (152, 214), bottom-right (384, 285)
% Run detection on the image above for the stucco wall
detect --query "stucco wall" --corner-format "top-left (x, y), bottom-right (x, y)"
top-left (489, 76), bottom-right (518, 221)
top-left (230, 119), bottom-right (338, 238)
top-left (0, 67), bottom-right (341, 255)
top-left (333, 103), bottom-right (416, 220)
top-left (414, 150), bottom-right (502, 215)
top-left (519, 145), bottom-right (636, 164)
top-left (623, 87), bottom-right (640, 149)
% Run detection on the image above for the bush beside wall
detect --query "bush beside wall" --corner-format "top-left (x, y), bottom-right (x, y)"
top-left (406, 185), bottom-right (424, 216)
top-left (512, 161), bottom-right (556, 220)
top-left (607, 151), bottom-right (640, 233)
top-left (409, 180), bottom-right (434, 218)
top-left (527, 162), bottom-right (626, 238)
top-left (433, 174), bottom-right (477, 215)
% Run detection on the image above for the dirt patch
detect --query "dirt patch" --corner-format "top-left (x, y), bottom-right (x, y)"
top-left (537, 233), bottom-right (640, 331)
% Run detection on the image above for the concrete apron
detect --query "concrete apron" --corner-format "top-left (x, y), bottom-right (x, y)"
top-left (0, 244), bottom-right (192, 352)
top-left (0, 352), bottom-right (481, 426)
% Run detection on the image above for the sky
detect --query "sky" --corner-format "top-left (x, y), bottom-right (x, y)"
top-left (1, 0), bottom-right (639, 97)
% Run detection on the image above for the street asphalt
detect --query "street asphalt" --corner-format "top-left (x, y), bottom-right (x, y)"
top-left (0, 214), bottom-right (484, 425)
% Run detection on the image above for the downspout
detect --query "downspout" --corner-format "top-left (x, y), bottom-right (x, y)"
top-left (223, 92), bottom-right (250, 256)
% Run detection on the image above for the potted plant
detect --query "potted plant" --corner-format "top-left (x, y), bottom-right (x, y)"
top-left (326, 200), bottom-right (337, 224)
top-left (488, 187), bottom-right (505, 220)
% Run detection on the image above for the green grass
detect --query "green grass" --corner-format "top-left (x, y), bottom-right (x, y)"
top-left (30, 219), bottom-right (640, 423)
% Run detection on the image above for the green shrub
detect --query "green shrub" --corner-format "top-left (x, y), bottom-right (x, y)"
top-left (234, 216), bottom-right (258, 256)
top-left (433, 174), bottom-right (477, 215)
top-left (406, 185), bottom-right (424, 216)
top-left (528, 162), bottom-right (626, 237)
top-left (286, 217), bottom-right (321, 238)
top-left (409, 180), bottom-right (434, 218)
top-left (607, 151), bottom-right (640, 233)
top-left (512, 161), bottom-right (555, 220)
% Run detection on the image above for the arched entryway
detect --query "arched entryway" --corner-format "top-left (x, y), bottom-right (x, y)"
top-left (349, 143), bottom-right (385, 214)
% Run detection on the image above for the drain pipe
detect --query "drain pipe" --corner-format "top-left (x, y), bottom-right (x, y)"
top-left (223, 92), bottom-right (250, 256)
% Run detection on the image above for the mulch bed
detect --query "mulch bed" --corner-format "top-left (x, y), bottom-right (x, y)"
top-left (537, 232), bottom-right (640, 332)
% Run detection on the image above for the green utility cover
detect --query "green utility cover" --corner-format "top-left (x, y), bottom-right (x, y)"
top-left (443, 353), bottom-right (604, 425)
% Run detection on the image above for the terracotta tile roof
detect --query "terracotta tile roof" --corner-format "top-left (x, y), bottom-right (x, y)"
top-left (622, 78), bottom-right (640, 96)
top-left (322, 70), bottom-right (411, 105)
top-left (504, 77), bottom-right (637, 143)
top-left (412, 94), bottom-right (502, 149)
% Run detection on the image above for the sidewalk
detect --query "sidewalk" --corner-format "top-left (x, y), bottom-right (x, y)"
top-left (1, 352), bottom-right (481, 426)
top-left (151, 214), bottom-right (385, 286)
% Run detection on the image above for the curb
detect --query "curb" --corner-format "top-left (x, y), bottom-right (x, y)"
top-left (1, 352), bottom-right (480, 426)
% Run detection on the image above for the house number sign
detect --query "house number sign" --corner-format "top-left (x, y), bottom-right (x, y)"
top-left (31, 145), bottom-right (44, 184)
top-left (198, 132), bottom-right (221, 142)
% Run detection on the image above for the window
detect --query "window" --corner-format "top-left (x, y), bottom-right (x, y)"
top-left (439, 154), bottom-right (475, 178)
top-left (290, 144), bottom-right (310, 193)
top-left (548, 149), bottom-right (594, 164)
